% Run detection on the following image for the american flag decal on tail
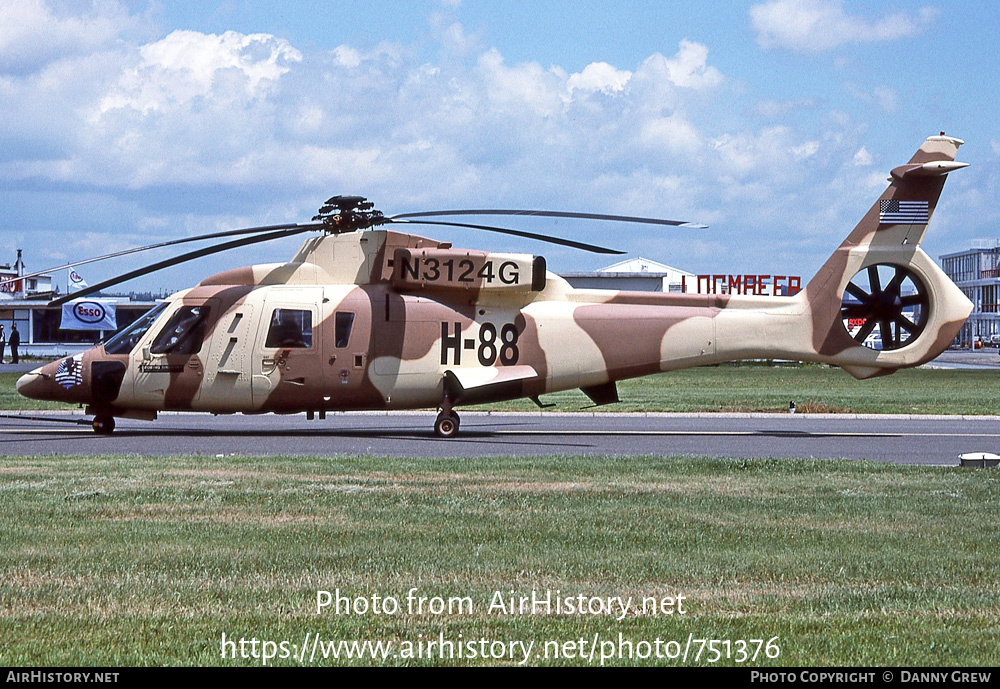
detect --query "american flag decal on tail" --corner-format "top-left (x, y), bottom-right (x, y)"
top-left (880, 199), bottom-right (929, 224)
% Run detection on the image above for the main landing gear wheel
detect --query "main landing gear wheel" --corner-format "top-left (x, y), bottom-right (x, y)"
top-left (434, 412), bottom-right (460, 438)
top-left (841, 264), bottom-right (929, 350)
top-left (92, 415), bottom-right (115, 435)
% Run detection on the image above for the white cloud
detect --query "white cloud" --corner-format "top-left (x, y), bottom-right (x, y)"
top-left (711, 127), bottom-right (817, 180)
top-left (439, 21), bottom-right (480, 56)
top-left (632, 41), bottom-right (722, 98)
top-left (853, 146), bottom-right (873, 166)
top-left (791, 140), bottom-right (820, 160)
top-left (567, 62), bottom-right (631, 95)
top-left (99, 30), bottom-right (302, 115)
top-left (2, 12), bottom-right (946, 286)
top-left (0, 0), bottom-right (140, 73)
top-left (332, 45), bottom-right (362, 68)
top-left (475, 48), bottom-right (564, 116)
top-left (3, 28), bottom-right (734, 200)
top-left (663, 40), bottom-right (723, 89)
top-left (750, 0), bottom-right (936, 53)
top-left (640, 114), bottom-right (702, 155)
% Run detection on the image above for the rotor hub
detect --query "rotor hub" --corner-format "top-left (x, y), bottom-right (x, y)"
top-left (312, 195), bottom-right (385, 234)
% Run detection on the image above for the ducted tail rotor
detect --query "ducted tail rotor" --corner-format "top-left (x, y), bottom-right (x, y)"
top-left (840, 264), bottom-right (929, 350)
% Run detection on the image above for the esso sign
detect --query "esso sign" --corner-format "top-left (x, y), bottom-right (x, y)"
top-left (73, 301), bottom-right (107, 324)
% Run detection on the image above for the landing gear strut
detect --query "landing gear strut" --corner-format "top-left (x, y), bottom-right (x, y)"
top-left (92, 415), bottom-right (115, 435)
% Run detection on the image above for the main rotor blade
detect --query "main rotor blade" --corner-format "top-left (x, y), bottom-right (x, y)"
top-left (1, 222), bottom-right (323, 289)
top-left (390, 208), bottom-right (708, 229)
top-left (48, 226), bottom-right (316, 307)
top-left (387, 219), bottom-right (624, 255)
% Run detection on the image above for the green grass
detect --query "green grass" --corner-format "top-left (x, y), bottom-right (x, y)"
top-left (5, 365), bottom-right (1000, 415)
top-left (1, 372), bottom-right (81, 411)
top-left (2, 454), bottom-right (998, 666)
top-left (468, 365), bottom-right (1000, 415)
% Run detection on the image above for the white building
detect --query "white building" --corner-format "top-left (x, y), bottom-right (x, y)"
top-left (941, 239), bottom-right (1000, 346)
top-left (0, 250), bottom-right (155, 356)
top-left (560, 257), bottom-right (696, 293)
top-left (0, 250), bottom-right (53, 299)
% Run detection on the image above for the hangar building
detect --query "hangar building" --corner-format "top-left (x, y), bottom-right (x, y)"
top-left (560, 257), bottom-right (695, 292)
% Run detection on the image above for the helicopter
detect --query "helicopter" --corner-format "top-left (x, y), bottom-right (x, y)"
top-left (14, 134), bottom-right (973, 437)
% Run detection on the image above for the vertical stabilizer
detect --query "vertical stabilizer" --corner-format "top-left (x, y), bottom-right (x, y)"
top-left (801, 135), bottom-right (972, 376)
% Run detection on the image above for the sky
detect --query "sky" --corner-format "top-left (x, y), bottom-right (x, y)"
top-left (1, 0), bottom-right (998, 294)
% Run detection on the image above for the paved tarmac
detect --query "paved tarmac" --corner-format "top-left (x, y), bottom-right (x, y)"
top-left (0, 362), bottom-right (35, 373)
top-left (5, 352), bottom-right (1000, 465)
top-left (3, 410), bottom-right (1000, 465)
top-left (924, 349), bottom-right (1000, 369)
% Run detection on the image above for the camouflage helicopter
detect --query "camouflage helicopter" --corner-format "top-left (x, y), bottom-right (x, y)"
top-left (14, 134), bottom-right (972, 437)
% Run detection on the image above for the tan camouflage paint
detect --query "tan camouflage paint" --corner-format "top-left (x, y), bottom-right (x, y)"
top-left (18, 135), bottom-right (974, 426)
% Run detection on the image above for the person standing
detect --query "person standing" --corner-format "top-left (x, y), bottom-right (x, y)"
top-left (0, 324), bottom-right (5, 364)
top-left (9, 324), bottom-right (19, 364)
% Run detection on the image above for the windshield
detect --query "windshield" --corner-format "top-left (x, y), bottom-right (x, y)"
top-left (103, 302), bottom-right (169, 355)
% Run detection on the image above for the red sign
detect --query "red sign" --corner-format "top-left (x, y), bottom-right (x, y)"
top-left (683, 274), bottom-right (802, 296)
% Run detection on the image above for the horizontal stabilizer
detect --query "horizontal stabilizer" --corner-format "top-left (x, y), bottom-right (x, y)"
top-left (444, 366), bottom-right (539, 406)
top-left (446, 365), bottom-right (538, 392)
top-left (891, 161), bottom-right (969, 179)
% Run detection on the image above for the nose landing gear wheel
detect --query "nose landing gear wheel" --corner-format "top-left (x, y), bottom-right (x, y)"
top-left (92, 415), bottom-right (115, 435)
top-left (434, 412), bottom-right (460, 438)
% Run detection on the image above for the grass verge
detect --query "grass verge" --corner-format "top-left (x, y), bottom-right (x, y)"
top-left (1, 453), bottom-right (998, 666)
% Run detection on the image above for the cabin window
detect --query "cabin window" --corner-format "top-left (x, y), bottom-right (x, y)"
top-left (335, 312), bottom-right (355, 348)
top-left (265, 308), bottom-right (313, 348)
top-left (150, 304), bottom-right (211, 355)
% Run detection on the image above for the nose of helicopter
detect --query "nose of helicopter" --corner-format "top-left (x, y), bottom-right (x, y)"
top-left (16, 358), bottom-right (86, 403)
top-left (16, 365), bottom-right (53, 400)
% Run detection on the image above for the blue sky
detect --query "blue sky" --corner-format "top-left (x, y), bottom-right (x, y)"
top-left (1, 0), bottom-right (998, 293)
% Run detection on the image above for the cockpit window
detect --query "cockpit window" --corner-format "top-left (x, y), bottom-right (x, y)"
top-left (103, 302), bottom-right (169, 355)
top-left (265, 308), bottom-right (313, 348)
top-left (150, 305), bottom-right (211, 355)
